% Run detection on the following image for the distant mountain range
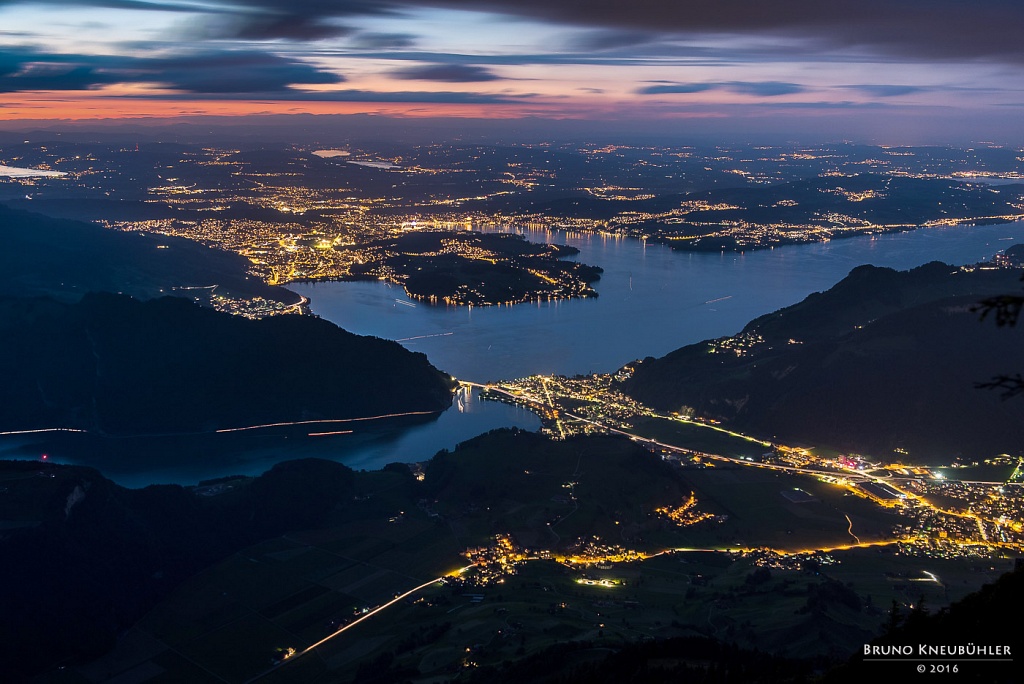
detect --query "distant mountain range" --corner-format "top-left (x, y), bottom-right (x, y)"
top-left (622, 260), bottom-right (1024, 461)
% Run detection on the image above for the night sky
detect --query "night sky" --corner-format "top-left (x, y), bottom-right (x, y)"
top-left (1, 0), bottom-right (1022, 140)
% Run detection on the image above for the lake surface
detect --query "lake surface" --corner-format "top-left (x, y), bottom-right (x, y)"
top-left (7, 221), bottom-right (1021, 487)
top-left (0, 386), bottom-right (541, 489)
top-left (292, 222), bottom-right (1024, 382)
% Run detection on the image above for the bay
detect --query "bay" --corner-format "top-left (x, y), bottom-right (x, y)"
top-left (291, 221), bottom-right (1024, 382)
top-left (7, 221), bottom-right (1021, 486)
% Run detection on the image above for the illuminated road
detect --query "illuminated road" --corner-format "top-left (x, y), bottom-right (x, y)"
top-left (396, 331), bottom-right (454, 342)
top-left (0, 410), bottom-right (438, 439)
top-left (845, 515), bottom-right (861, 545)
top-left (213, 410), bottom-right (438, 433)
top-left (464, 380), bottom-right (834, 478)
top-left (0, 427), bottom-right (87, 436)
top-left (282, 295), bottom-right (309, 313)
top-left (540, 376), bottom-right (566, 439)
top-left (665, 539), bottom-right (908, 555)
top-left (246, 565), bottom-right (474, 683)
top-left (461, 379), bottom-right (1024, 552)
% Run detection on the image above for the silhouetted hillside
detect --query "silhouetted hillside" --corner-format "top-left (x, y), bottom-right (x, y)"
top-left (460, 564), bottom-right (1024, 684)
top-left (0, 430), bottom-right (692, 680)
top-left (462, 636), bottom-right (815, 684)
top-left (623, 261), bottom-right (1024, 461)
top-left (424, 429), bottom-right (688, 547)
top-left (0, 292), bottom-right (454, 434)
top-left (0, 458), bottom-right (360, 681)
top-left (0, 203), bottom-right (297, 303)
top-left (1005, 243), bottom-right (1024, 265)
top-left (826, 564), bottom-right (1023, 683)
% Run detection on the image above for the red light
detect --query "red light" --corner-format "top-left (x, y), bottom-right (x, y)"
top-left (41, 454), bottom-right (48, 460)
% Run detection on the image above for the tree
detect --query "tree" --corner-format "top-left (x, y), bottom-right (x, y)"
top-left (973, 275), bottom-right (1024, 398)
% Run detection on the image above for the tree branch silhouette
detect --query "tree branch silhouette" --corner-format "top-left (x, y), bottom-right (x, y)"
top-left (972, 273), bottom-right (1024, 398)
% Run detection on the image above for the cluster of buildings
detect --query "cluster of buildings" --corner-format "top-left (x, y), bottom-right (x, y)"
top-left (491, 373), bottom-right (657, 438)
top-left (654, 492), bottom-right (717, 528)
top-left (751, 548), bottom-right (840, 571)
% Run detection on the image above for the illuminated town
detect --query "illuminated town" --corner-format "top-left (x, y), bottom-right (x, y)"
top-left (4, 0), bottom-right (1024, 678)
top-left (2, 137), bottom-right (1022, 681)
top-left (467, 370), bottom-right (1024, 567)
top-left (2, 141), bottom-right (1022, 311)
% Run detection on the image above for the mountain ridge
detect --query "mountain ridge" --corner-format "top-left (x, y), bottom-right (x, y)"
top-left (622, 260), bottom-right (1024, 460)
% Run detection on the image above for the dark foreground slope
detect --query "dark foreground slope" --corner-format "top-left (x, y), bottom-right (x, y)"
top-left (17, 430), bottom-right (1018, 683)
top-left (424, 429), bottom-right (688, 547)
top-left (0, 458), bottom-right (361, 681)
top-left (623, 261), bottom-right (1024, 460)
top-left (1, 431), bottom-right (681, 681)
top-left (0, 292), bottom-right (454, 434)
top-left (825, 563), bottom-right (1023, 683)
top-left (465, 564), bottom-right (1024, 684)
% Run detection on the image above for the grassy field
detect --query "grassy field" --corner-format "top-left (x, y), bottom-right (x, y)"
top-left (671, 467), bottom-right (902, 551)
top-left (932, 463), bottom-right (1018, 482)
top-left (627, 417), bottom-right (770, 459)
top-left (424, 431), bottom-right (691, 549)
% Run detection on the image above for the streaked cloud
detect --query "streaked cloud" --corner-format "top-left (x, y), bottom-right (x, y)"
top-left (391, 63), bottom-right (501, 82)
top-left (203, 15), bottom-right (353, 41)
top-left (143, 87), bottom-right (523, 103)
top-left (842, 84), bottom-right (930, 97)
top-left (348, 32), bottom-right (418, 49)
top-left (0, 48), bottom-right (343, 93)
top-left (2, 0), bottom-right (1022, 62)
top-left (421, 0), bottom-right (1024, 63)
top-left (637, 81), bottom-right (806, 97)
top-left (0, 0), bottom-right (1020, 136)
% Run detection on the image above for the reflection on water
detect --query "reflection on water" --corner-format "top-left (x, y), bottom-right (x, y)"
top-left (292, 221), bottom-right (1024, 382)
top-left (0, 386), bottom-right (540, 488)
top-left (5, 221), bottom-right (1022, 486)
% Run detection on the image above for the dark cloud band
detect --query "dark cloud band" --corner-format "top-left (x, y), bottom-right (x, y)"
top-left (1, 0), bottom-right (1021, 62)
top-left (391, 63), bottom-right (500, 82)
top-left (0, 48), bottom-right (343, 94)
top-left (637, 81), bottom-right (806, 97)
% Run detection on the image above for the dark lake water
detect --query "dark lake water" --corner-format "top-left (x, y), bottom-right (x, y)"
top-left (0, 385), bottom-right (539, 488)
top-left (292, 222), bottom-right (1024, 382)
top-left (6, 221), bottom-right (1022, 487)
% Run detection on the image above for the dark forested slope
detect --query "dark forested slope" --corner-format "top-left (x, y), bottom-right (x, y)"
top-left (0, 203), bottom-right (297, 303)
top-left (623, 261), bottom-right (1024, 460)
top-left (0, 292), bottom-right (454, 434)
